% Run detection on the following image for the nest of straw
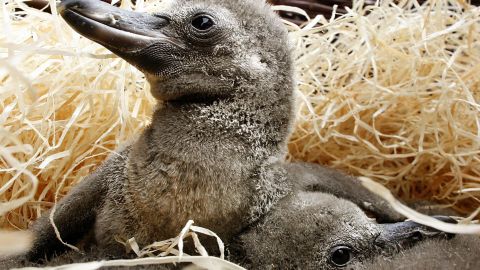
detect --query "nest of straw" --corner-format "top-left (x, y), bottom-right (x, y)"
top-left (0, 0), bottom-right (479, 233)
top-left (287, 0), bottom-right (480, 216)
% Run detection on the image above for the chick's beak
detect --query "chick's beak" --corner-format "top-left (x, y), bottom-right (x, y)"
top-left (58, 0), bottom-right (179, 53)
top-left (375, 216), bottom-right (456, 249)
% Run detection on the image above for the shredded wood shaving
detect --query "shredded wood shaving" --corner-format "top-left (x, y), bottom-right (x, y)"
top-left (287, 0), bottom-right (480, 217)
top-left (0, 0), bottom-right (157, 228)
top-left (361, 177), bottom-right (480, 234)
top-left (12, 220), bottom-right (244, 270)
top-left (0, 230), bottom-right (32, 257)
top-left (122, 220), bottom-right (226, 259)
top-left (13, 257), bottom-right (245, 270)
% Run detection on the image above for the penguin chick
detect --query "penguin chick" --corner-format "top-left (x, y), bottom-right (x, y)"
top-left (354, 235), bottom-right (480, 270)
top-left (27, 0), bottom-right (295, 261)
top-left (23, 0), bottom-right (403, 262)
top-left (230, 191), bottom-right (454, 270)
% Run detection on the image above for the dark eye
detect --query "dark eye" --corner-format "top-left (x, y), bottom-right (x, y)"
top-left (191, 15), bottom-right (215, 31)
top-left (329, 246), bottom-right (353, 267)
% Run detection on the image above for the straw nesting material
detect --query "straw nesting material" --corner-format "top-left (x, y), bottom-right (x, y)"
top-left (0, 0), bottom-right (160, 229)
top-left (0, 0), bottom-right (479, 232)
top-left (287, 0), bottom-right (480, 216)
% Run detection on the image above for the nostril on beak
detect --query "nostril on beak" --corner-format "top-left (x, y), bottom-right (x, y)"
top-left (109, 14), bottom-right (120, 25)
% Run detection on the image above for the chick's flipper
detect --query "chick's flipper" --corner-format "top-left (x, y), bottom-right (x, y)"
top-left (26, 148), bottom-right (130, 262)
top-left (286, 162), bottom-right (405, 222)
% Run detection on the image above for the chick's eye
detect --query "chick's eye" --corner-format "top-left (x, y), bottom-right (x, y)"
top-left (329, 246), bottom-right (353, 267)
top-left (191, 15), bottom-right (215, 31)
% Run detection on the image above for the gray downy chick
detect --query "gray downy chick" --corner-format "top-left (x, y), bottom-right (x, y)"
top-left (27, 0), bottom-right (295, 260)
top-left (230, 191), bottom-right (454, 270)
top-left (1, 165), bottom-right (407, 269)
top-left (20, 0), bottom-right (403, 262)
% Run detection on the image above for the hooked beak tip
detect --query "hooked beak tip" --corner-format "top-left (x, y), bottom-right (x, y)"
top-left (57, 0), bottom-right (173, 54)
